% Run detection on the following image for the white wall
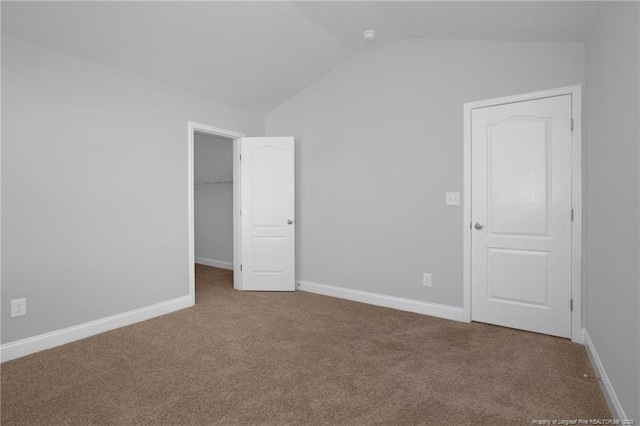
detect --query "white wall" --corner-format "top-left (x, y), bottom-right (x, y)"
top-left (1, 35), bottom-right (263, 344)
top-left (194, 133), bottom-right (234, 268)
top-left (267, 39), bottom-right (585, 308)
top-left (584, 2), bottom-right (640, 420)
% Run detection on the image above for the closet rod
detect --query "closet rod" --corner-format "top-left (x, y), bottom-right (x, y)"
top-left (194, 180), bottom-right (233, 186)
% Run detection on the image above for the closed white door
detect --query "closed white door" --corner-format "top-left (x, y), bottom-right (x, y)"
top-left (471, 95), bottom-right (573, 338)
top-left (240, 137), bottom-right (295, 291)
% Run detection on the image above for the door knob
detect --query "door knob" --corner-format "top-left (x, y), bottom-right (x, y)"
top-left (474, 223), bottom-right (484, 230)
top-left (287, 219), bottom-right (293, 225)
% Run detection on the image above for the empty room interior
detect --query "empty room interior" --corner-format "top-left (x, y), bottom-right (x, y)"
top-left (1, 1), bottom-right (639, 424)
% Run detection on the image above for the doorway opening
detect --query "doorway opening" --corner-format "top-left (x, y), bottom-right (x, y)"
top-left (194, 132), bottom-right (234, 294)
top-left (188, 122), bottom-right (245, 304)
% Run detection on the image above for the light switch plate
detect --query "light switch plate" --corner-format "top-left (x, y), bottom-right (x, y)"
top-left (446, 192), bottom-right (460, 206)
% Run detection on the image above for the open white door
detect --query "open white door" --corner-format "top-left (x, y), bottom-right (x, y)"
top-left (239, 137), bottom-right (295, 291)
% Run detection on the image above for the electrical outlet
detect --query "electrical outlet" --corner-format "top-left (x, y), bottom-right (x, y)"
top-left (422, 273), bottom-right (432, 287)
top-left (11, 298), bottom-right (27, 317)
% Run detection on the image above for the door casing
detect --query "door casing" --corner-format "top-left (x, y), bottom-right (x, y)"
top-left (188, 121), bottom-right (246, 305)
top-left (462, 85), bottom-right (583, 343)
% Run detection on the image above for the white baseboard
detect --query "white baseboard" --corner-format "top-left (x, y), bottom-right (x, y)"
top-left (195, 257), bottom-right (233, 270)
top-left (0, 296), bottom-right (193, 363)
top-left (296, 280), bottom-right (464, 322)
top-left (582, 329), bottom-right (628, 421)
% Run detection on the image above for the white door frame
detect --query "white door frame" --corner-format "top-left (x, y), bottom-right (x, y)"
top-left (188, 121), bottom-right (245, 305)
top-left (462, 85), bottom-right (583, 343)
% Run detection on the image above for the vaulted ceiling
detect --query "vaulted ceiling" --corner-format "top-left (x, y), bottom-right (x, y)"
top-left (2, 1), bottom-right (597, 113)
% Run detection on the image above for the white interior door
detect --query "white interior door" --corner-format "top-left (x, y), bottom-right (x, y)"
top-left (471, 95), bottom-right (573, 338)
top-left (240, 137), bottom-right (295, 291)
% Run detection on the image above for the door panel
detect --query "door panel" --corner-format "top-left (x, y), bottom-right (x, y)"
top-left (487, 248), bottom-right (550, 306)
top-left (240, 137), bottom-right (295, 291)
top-left (471, 95), bottom-right (572, 338)
top-left (252, 237), bottom-right (284, 272)
top-left (251, 147), bottom-right (284, 227)
top-left (489, 117), bottom-right (549, 236)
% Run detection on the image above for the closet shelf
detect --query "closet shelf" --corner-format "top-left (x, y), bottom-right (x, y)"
top-left (194, 180), bottom-right (233, 186)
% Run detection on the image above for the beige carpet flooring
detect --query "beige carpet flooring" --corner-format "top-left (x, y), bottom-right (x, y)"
top-left (1, 265), bottom-right (610, 425)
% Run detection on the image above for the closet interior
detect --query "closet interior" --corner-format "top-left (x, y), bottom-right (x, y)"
top-left (194, 132), bottom-right (234, 271)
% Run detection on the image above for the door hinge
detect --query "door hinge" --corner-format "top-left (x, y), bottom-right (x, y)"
top-left (240, 264), bottom-right (242, 271)
top-left (240, 154), bottom-right (242, 161)
top-left (571, 118), bottom-right (574, 131)
top-left (571, 209), bottom-right (574, 221)
top-left (570, 299), bottom-right (573, 311)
